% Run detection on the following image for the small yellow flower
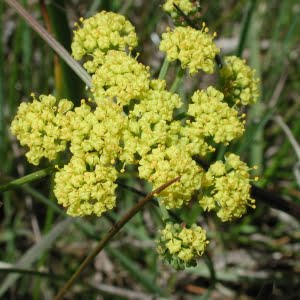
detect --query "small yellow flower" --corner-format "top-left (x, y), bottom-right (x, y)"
top-left (68, 98), bottom-right (127, 164)
top-left (159, 26), bottom-right (220, 74)
top-left (119, 83), bottom-right (182, 164)
top-left (11, 94), bottom-right (73, 165)
top-left (157, 222), bottom-right (208, 269)
top-left (166, 238), bottom-right (182, 253)
top-left (54, 155), bottom-right (118, 217)
top-left (187, 86), bottom-right (245, 145)
top-left (91, 50), bottom-right (150, 106)
top-left (209, 161), bottom-right (226, 176)
top-left (163, 0), bottom-right (201, 26)
top-left (138, 145), bottom-right (203, 209)
top-left (179, 124), bottom-right (215, 157)
top-left (199, 195), bottom-right (216, 211)
top-left (149, 79), bottom-right (166, 91)
top-left (71, 11), bottom-right (138, 73)
top-left (163, 0), bottom-right (195, 16)
top-left (199, 153), bottom-right (256, 222)
top-left (129, 86), bottom-right (182, 123)
top-left (220, 56), bottom-right (260, 105)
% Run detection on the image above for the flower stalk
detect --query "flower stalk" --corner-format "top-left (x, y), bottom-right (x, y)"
top-left (158, 57), bottom-right (170, 80)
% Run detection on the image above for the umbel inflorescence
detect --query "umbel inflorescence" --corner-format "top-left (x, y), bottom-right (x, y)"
top-left (11, 2), bottom-right (259, 269)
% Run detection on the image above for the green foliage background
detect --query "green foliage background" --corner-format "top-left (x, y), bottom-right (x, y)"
top-left (0, 0), bottom-right (299, 299)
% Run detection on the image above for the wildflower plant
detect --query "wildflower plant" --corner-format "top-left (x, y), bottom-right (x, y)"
top-left (10, 0), bottom-right (260, 276)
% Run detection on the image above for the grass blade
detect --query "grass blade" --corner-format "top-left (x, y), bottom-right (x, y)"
top-left (0, 218), bottom-right (73, 296)
top-left (0, 167), bottom-right (55, 192)
top-left (5, 0), bottom-right (91, 87)
top-left (45, 0), bottom-right (84, 103)
top-left (236, 0), bottom-right (258, 56)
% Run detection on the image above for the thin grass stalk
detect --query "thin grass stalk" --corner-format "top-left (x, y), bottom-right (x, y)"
top-left (263, 0), bottom-right (292, 70)
top-left (44, 0), bottom-right (84, 103)
top-left (248, 7), bottom-right (263, 178)
top-left (5, 0), bottom-right (92, 88)
top-left (21, 0), bottom-right (32, 95)
top-left (236, 0), bottom-right (258, 57)
top-left (54, 176), bottom-right (180, 300)
top-left (274, 116), bottom-right (300, 161)
top-left (39, 0), bottom-right (63, 100)
top-left (23, 184), bottom-right (168, 295)
top-left (0, 1), bottom-right (5, 167)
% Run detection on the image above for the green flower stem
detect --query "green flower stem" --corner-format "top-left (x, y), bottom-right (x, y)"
top-left (54, 176), bottom-right (181, 300)
top-left (0, 167), bottom-right (55, 192)
top-left (158, 201), bottom-right (170, 222)
top-left (174, 111), bottom-right (187, 120)
top-left (204, 252), bottom-right (217, 288)
top-left (158, 57), bottom-right (170, 80)
top-left (170, 68), bottom-right (185, 93)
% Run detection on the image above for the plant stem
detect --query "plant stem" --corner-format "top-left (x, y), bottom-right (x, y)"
top-left (158, 57), bottom-right (170, 80)
top-left (54, 176), bottom-right (181, 300)
top-left (158, 201), bottom-right (170, 222)
top-left (0, 167), bottom-right (55, 192)
top-left (170, 68), bottom-right (185, 93)
top-left (236, 0), bottom-right (257, 57)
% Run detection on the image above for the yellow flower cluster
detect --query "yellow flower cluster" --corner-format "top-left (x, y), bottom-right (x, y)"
top-left (120, 79), bottom-right (182, 163)
top-left (139, 145), bottom-right (203, 208)
top-left (159, 25), bottom-right (220, 74)
top-left (53, 98), bottom-right (126, 216)
top-left (11, 94), bottom-right (73, 165)
top-left (10, 8), bottom-right (262, 270)
top-left (163, 0), bottom-right (201, 27)
top-left (11, 10), bottom-right (258, 230)
top-left (67, 99), bottom-right (126, 163)
top-left (54, 155), bottom-right (118, 216)
top-left (199, 153), bottom-right (256, 222)
top-left (71, 11), bottom-right (138, 73)
top-left (187, 86), bottom-right (245, 145)
top-left (91, 50), bottom-right (150, 106)
top-left (179, 124), bottom-right (215, 157)
top-left (156, 222), bottom-right (208, 269)
top-left (116, 78), bottom-right (205, 205)
top-left (163, 0), bottom-right (195, 16)
top-left (220, 56), bottom-right (260, 105)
